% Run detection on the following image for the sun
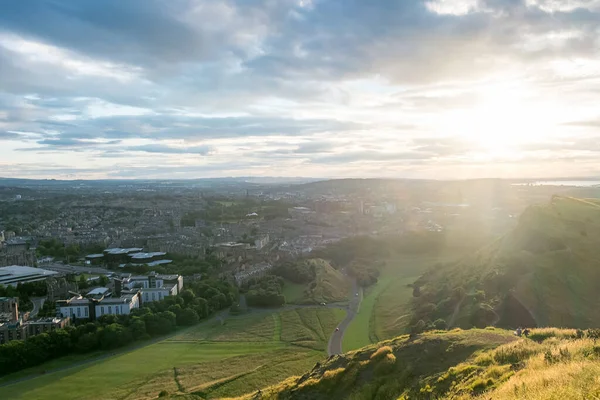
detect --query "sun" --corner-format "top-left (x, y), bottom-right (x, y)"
top-left (439, 82), bottom-right (551, 155)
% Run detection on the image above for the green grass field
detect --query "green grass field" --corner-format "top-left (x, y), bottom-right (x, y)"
top-left (1, 308), bottom-right (344, 400)
top-left (282, 279), bottom-right (306, 304)
top-left (342, 255), bottom-right (452, 352)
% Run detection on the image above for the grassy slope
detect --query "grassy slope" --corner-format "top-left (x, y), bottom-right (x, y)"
top-left (413, 196), bottom-right (600, 329)
top-left (300, 259), bottom-right (350, 304)
top-left (343, 255), bottom-right (456, 352)
top-left (2, 308), bottom-right (344, 400)
top-left (233, 327), bottom-right (600, 400)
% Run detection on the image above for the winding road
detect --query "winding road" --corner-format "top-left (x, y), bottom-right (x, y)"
top-left (327, 278), bottom-right (362, 356)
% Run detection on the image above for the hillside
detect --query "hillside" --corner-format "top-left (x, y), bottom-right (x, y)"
top-left (279, 259), bottom-right (350, 305)
top-left (229, 327), bottom-right (600, 400)
top-left (410, 196), bottom-right (600, 330)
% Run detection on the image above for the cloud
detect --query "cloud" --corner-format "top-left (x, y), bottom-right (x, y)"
top-left (126, 144), bottom-right (214, 155)
top-left (311, 150), bottom-right (435, 164)
top-left (293, 141), bottom-right (337, 154)
top-left (1, 0), bottom-right (600, 179)
top-left (562, 119), bottom-right (600, 128)
top-left (0, 131), bottom-right (23, 140)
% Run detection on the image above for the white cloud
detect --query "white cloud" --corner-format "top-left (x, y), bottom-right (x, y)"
top-left (425, 0), bottom-right (482, 15)
top-left (0, 34), bottom-right (143, 83)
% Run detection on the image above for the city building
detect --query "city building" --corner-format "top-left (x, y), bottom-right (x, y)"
top-left (0, 319), bottom-right (26, 344)
top-left (24, 317), bottom-right (70, 337)
top-left (0, 299), bottom-right (70, 344)
top-left (95, 293), bottom-right (140, 318)
top-left (57, 292), bottom-right (140, 320)
top-left (119, 273), bottom-right (183, 305)
top-left (0, 266), bottom-right (58, 287)
top-left (56, 296), bottom-right (92, 320)
top-left (0, 297), bottom-right (18, 318)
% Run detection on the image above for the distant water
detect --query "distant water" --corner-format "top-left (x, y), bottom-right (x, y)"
top-left (514, 181), bottom-right (600, 187)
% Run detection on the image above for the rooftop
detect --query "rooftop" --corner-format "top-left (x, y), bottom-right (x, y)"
top-left (26, 317), bottom-right (68, 324)
top-left (104, 247), bottom-right (143, 255)
top-left (87, 287), bottom-right (110, 296)
top-left (85, 253), bottom-right (105, 259)
top-left (0, 266), bottom-right (58, 286)
top-left (129, 252), bottom-right (166, 259)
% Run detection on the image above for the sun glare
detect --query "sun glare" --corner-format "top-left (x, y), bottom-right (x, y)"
top-left (439, 83), bottom-right (551, 155)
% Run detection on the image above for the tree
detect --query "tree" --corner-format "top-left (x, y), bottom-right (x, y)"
top-left (78, 275), bottom-right (89, 290)
top-left (76, 332), bottom-right (100, 353)
top-left (130, 317), bottom-right (148, 340)
top-left (99, 324), bottom-right (133, 350)
top-left (177, 308), bottom-right (199, 326)
top-left (433, 319), bottom-right (448, 330)
top-left (193, 298), bottom-right (209, 319)
top-left (98, 275), bottom-right (110, 287)
top-left (180, 289), bottom-right (196, 306)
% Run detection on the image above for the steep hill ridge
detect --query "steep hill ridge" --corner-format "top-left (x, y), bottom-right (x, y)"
top-left (227, 327), bottom-right (600, 400)
top-left (410, 196), bottom-right (600, 330)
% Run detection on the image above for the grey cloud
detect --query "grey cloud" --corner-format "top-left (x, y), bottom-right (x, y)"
top-left (562, 119), bottom-right (600, 128)
top-left (0, 131), bottom-right (23, 140)
top-left (15, 114), bottom-right (363, 147)
top-left (126, 144), bottom-right (213, 155)
top-left (293, 141), bottom-right (337, 154)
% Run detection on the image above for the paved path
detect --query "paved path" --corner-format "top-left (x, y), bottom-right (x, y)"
top-left (327, 278), bottom-right (362, 356)
top-left (30, 297), bottom-right (46, 318)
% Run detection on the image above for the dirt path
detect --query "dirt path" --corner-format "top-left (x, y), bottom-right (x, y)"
top-left (448, 297), bottom-right (464, 328)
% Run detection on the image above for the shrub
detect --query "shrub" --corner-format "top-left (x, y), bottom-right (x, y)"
top-left (370, 346), bottom-right (393, 360)
top-left (158, 390), bottom-right (168, 397)
top-left (411, 320), bottom-right (426, 334)
top-left (433, 319), bottom-right (448, 330)
top-left (323, 367), bottom-right (345, 380)
top-left (492, 340), bottom-right (542, 365)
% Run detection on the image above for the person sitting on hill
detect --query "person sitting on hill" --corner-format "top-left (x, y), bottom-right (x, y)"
top-left (523, 328), bottom-right (530, 337)
top-left (515, 327), bottom-right (522, 337)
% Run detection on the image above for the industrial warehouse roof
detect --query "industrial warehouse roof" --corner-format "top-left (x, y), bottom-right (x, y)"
top-left (104, 247), bottom-right (143, 255)
top-left (85, 253), bottom-right (105, 259)
top-left (129, 252), bottom-right (166, 259)
top-left (0, 266), bottom-right (58, 287)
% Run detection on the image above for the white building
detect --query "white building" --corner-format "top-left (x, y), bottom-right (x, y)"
top-left (57, 296), bottom-right (91, 320)
top-left (121, 273), bottom-right (183, 305)
top-left (141, 285), bottom-right (178, 304)
top-left (57, 293), bottom-right (140, 320)
top-left (95, 293), bottom-right (140, 317)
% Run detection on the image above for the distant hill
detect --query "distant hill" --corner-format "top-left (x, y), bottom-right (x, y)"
top-left (229, 327), bottom-right (600, 400)
top-left (410, 196), bottom-right (600, 330)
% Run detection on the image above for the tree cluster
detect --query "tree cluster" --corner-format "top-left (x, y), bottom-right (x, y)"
top-left (0, 279), bottom-right (236, 377)
top-left (243, 275), bottom-right (285, 307)
top-left (273, 261), bottom-right (315, 284)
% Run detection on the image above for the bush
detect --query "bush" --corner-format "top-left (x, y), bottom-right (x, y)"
top-left (158, 390), bottom-right (168, 397)
top-left (411, 320), bottom-right (426, 334)
top-left (370, 346), bottom-right (393, 360)
top-left (433, 319), bottom-right (448, 330)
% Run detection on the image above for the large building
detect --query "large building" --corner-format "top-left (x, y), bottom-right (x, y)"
top-left (0, 297), bottom-right (70, 344)
top-left (57, 292), bottom-right (140, 320)
top-left (120, 273), bottom-right (183, 305)
top-left (0, 266), bottom-right (58, 287)
top-left (24, 317), bottom-right (70, 337)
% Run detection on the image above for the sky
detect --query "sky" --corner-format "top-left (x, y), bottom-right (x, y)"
top-left (1, 0), bottom-right (600, 180)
